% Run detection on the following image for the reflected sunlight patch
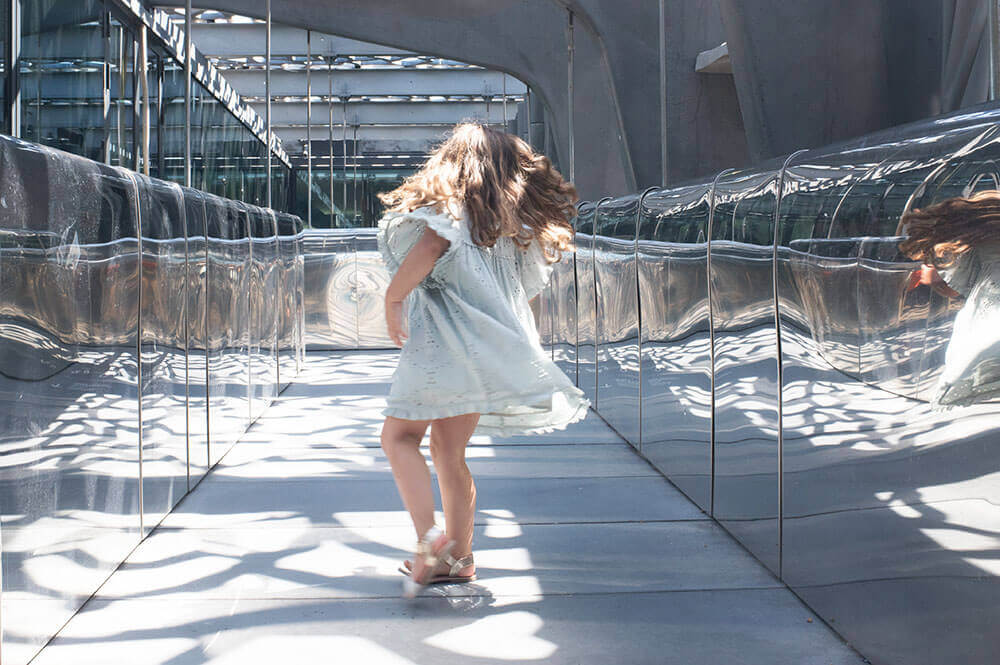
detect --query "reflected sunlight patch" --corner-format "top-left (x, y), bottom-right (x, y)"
top-left (921, 526), bottom-right (1000, 576)
top-left (886, 500), bottom-right (922, 519)
top-left (481, 576), bottom-right (544, 605)
top-left (917, 498), bottom-right (1000, 576)
top-left (484, 515), bottom-right (523, 539)
top-left (850, 441), bottom-right (893, 452)
top-left (423, 611), bottom-right (556, 660)
top-left (25, 636), bottom-right (194, 665)
top-left (93, 554), bottom-right (237, 597)
top-left (474, 547), bottom-right (533, 571)
top-left (214, 454), bottom-right (382, 478)
top-left (481, 509), bottom-right (516, 518)
top-left (481, 508), bottom-right (523, 537)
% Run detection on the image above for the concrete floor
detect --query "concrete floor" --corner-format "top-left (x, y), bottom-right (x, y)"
top-left (31, 351), bottom-right (864, 665)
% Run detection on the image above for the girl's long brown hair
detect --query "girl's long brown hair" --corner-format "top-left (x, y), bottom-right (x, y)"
top-left (378, 122), bottom-right (578, 262)
top-left (899, 189), bottom-right (1000, 266)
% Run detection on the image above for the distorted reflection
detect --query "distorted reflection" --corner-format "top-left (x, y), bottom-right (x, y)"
top-left (0, 129), bottom-right (304, 665)
top-left (899, 190), bottom-right (1000, 408)
top-left (593, 195), bottom-right (640, 445)
top-left (574, 202), bottom-right (598, 405)
top-left (710, 166), bottom-right (782, 574)
top-left (637, 184), bottom-right (713, 512)
top-left (0, 138), bottom-right (143, 665)
top-left (424, 611), bottom-right (556, 660)
top-left (303, 230), bottom-right (359, 349)
top-left (354, 233), bottom-right (394, 348)
top-left (777, 119), bottom-right (1000, 665)
top-left (548, 233), bottom-right (578, 382)
top-left (277, 213), bottom-right (306, 386)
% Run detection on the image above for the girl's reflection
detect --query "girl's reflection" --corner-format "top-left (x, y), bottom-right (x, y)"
top-left (900, 190), bottom-right (1000, 407)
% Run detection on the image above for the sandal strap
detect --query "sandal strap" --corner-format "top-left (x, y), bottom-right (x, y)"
top-left (442, 552), bottom-right (475, 576)
top-left (413, 526), bottom-right (450, 580)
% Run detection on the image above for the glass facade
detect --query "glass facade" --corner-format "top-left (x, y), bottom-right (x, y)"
top-left (19, 2), bottom-right (105, 159)
top-left (188, 83), bottom-right (292, 209)
top-left (152, 46), bottom-right (186, 183)
top-left (291, 167), bottom-right (408, 228)
top-left (4, 0), bottom-right (290, 212)
top-left (173, 15), bottom-right (525, 230)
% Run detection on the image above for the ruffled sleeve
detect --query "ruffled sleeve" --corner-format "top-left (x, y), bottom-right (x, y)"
top-left (515, 235), bottom-right (557, 300)
top-left (376, 206), bottom-right (464, 288)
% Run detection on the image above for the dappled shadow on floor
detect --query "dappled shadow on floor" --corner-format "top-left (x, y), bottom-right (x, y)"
top-left (28, 351), bottom-right (861, 665)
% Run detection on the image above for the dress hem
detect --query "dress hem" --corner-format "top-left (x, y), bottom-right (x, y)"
top-left (382, 389), bottom-right (591, 437)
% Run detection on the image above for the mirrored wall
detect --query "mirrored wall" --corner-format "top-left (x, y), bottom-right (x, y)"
top-left (0, 134), bottom-right (304, 665)
top-left (569, 104), bottom-right (1000, 665)
top-left (302, 228), bottom-right (392, 350)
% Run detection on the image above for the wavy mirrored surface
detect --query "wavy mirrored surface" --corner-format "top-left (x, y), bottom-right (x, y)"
top-left (137, 176), bottom-right (189, 534)
top-left (550, 229), bottom-right (578, 384)
top-left (0, 133), bottom-right (304, 665)
top-left (778, 116), bottom-right (1000, 665)
top-left (637, 183), bottom-right (714, 512)
top-left (248, 206), bottom-right (279, 421)
top-left (575, 202), bottom-right (598, 406)
top-left (204, 196), bottom-right (250, 467)
top-left (709, 167), bottom-right (782, 574)
top-left (355, 233), bottom-right (393, 348)
top-left (185, 190), bottom-right (210, 487)
top-left (277, 213), bottom-right (303, 388)
top-left (594, 195), bottom-right (640, 446)
top-left (303, 230), bottom-right (359, 350)
top-left (0, 139), bottom-right (143, 665)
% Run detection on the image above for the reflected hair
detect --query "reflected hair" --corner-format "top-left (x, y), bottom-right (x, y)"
top-left (899, 189), bottom-right (1000, 266)
top-left (378, 122), bottom-right (577, 261)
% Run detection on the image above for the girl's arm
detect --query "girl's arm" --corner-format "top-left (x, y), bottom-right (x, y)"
top-left (384, 226), bottom-right (451, 346)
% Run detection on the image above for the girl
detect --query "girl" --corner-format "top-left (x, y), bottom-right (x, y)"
top-left (375, 123), bottom-right (590, 597)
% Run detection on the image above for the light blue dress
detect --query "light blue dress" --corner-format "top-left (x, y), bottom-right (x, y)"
top-left (376, 204), bottom-right (590, 436)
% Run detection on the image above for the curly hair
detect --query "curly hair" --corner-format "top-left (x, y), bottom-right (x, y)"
top-left (377, 122), bottom-right (578, 262)
top-left (899, 189), bottom-right (1000, 267)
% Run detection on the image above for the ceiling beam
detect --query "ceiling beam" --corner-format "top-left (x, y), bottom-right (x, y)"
top-left (249, 100), bottom-right (517, 125)
top-left (221, 68), bottom-right (525, 97)
top-left (190, 23), bottom-right (412, 57)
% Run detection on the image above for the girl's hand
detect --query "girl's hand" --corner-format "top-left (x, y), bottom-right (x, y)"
top-left (907, 264), bottom-right (962, 299)
top-left (385, 298), bottom-right (408, 347)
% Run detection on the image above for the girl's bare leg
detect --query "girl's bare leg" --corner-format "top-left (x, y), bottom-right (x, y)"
top-left (380, 415), bottom-right (435, 538)
top-left (429, 412), bottom-right (480, 575)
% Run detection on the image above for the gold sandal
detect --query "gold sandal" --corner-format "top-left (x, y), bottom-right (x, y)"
top-left (399, 552), bottom-right (477, 584)
top-left (402, 525), bottom-right (455, 598)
